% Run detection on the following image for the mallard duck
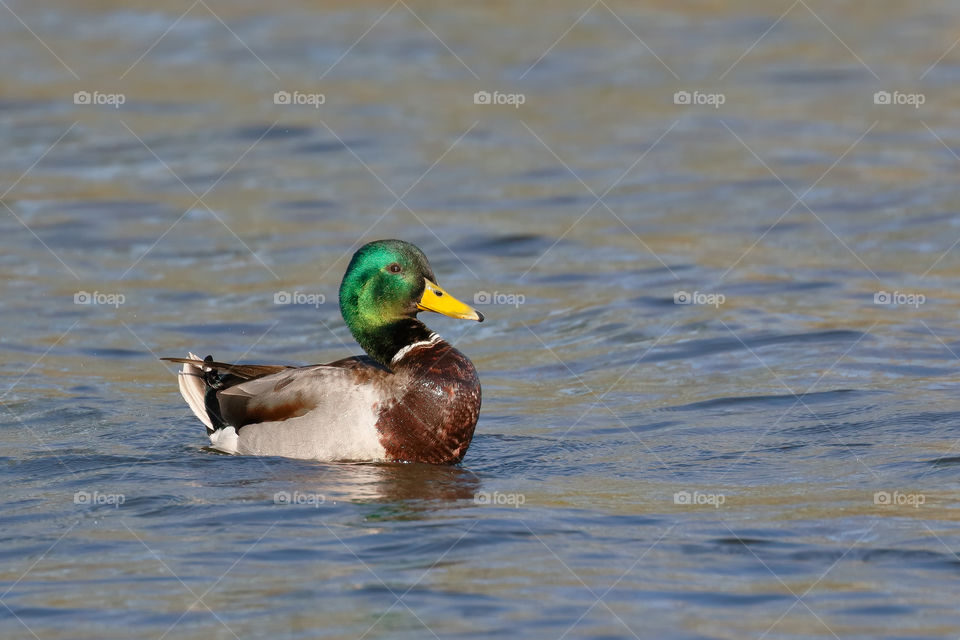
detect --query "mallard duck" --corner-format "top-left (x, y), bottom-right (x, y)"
top-left (163, 239), bottom-right (483, 464)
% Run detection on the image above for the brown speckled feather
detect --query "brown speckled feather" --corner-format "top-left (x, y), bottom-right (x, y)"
top-left (377, 340), bottom-right (481, 464)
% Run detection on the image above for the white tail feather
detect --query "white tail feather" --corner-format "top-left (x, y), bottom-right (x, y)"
top-left (177, 352), bottom-right (214, 431)
top-left (209, 426), bottom-right (239, 453)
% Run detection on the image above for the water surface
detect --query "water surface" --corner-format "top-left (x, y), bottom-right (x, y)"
top-left (2, 1), bottom-right (959, 638)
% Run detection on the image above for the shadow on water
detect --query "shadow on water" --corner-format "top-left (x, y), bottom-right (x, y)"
top-left (283, 460), bottom-right (480, 508)
top-left (198, 452), bottom-right (482, 514)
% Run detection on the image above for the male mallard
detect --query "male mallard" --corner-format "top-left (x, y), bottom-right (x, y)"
top-left (163, 239), bottom-right (483, 464)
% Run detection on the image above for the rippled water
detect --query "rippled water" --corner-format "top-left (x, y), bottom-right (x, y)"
top-left (2, 1), bottom-right (960, 638)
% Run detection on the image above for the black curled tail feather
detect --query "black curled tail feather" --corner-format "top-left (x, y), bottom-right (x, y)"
top-left (160, 354), bottom-right (293, 434)
top-left (201, 356), bottom-right (229, 431)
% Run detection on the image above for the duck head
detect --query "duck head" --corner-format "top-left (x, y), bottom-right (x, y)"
top-left (339, 239), bottom-right (483, 367)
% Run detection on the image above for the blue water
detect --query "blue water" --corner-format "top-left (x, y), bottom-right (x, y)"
top-left (2, 1), bottom-right (960, 638)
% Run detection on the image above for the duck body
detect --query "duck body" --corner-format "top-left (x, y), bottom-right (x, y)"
top-left (164, 240), bottom-right (483, 465)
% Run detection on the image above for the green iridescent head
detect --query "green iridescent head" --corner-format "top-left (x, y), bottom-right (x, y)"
top-left (338, 239), bottom-right (482, 365)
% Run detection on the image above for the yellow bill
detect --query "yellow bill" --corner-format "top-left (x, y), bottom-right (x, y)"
top-left (418, 279), bottom-right (484, 322)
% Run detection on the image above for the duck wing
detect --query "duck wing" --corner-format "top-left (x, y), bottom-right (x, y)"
top-left (162, 354), bottom-right (389, 432)
top-left (216, 356), bottom-right (389, 428)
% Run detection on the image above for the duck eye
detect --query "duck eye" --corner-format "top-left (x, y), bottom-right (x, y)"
top-left (387, 262), bottom-right (402, 274)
